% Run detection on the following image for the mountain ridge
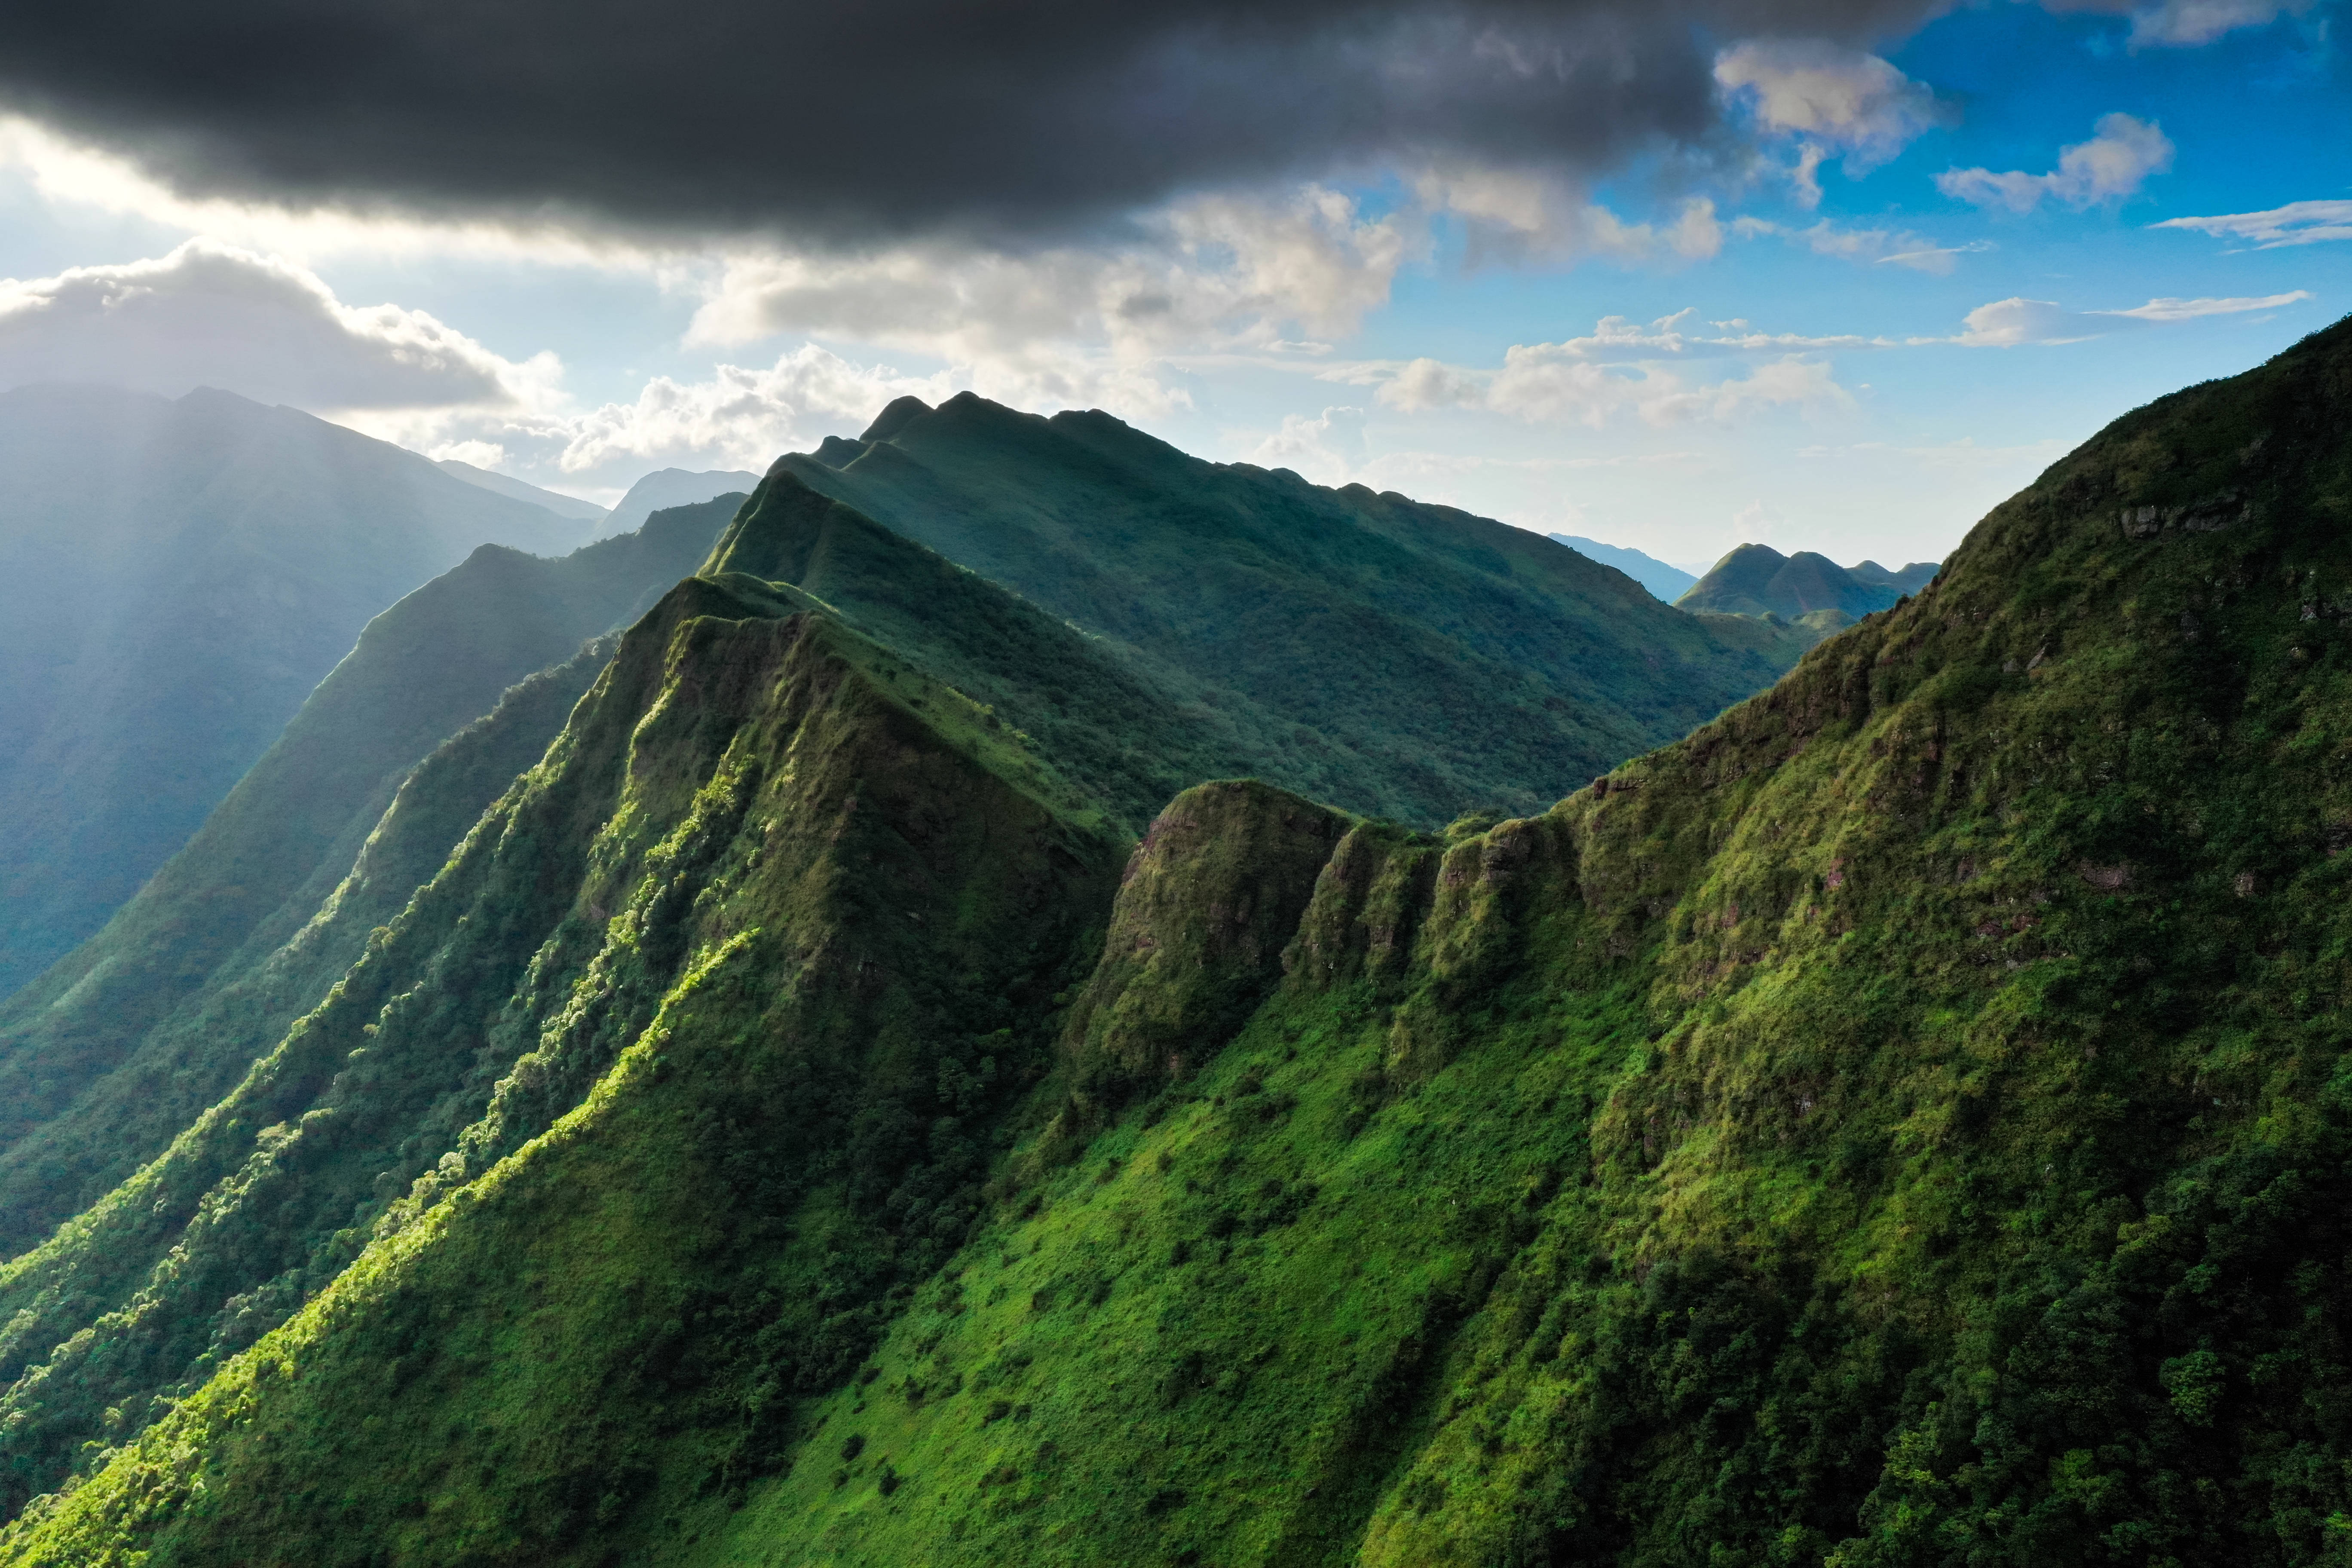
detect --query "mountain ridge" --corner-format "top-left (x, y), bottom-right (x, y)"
top-left (15, 322), bottom-right (2352, 1562)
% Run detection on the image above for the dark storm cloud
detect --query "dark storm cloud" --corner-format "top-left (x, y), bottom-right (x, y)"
top-left (0, 0), bottom-right (1947, 241)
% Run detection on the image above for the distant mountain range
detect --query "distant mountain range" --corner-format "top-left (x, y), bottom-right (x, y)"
top-left (0, 492), bottom-right (741, 1252)
top-left (782, 393), bottom-right (1810, 825)
top-left (1677, 541), bottom-right (1939, 623)
top-left (597, 466), bottom-right (763, 536)
top-left (435, 458), bottom-right (609, 524)
top-left (1546, 532), bottom-right (1697, 600)
top-left (0, 385), bottom-right (597, 1000)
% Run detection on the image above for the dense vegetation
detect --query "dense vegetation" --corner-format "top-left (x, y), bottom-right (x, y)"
top-left (0, 384), bottom-right (595, 998)
top-left (784, 392), bottom-right (1812, 825)
top-left (0, 495), bottom-right (739, 1255)
top-left (13, 319), bottom-right (2352, 1565)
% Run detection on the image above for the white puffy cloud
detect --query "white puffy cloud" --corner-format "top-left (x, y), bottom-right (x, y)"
top-left (1246, 406), bottom-right (1368, 486)
top-left (2152, 200), bottom-right (2352, 248)
top-left (1715, 41), bottom-right (1943, 207)
top-left (1937, 113), bottom-right (2174, 212)
top-left (1414, 167), bottom-right (1723, 266)
top-left (0, 239), bottom-right (548, 409)
top-left (359, 342), bottom-right (955, 482)
top-left (688, 185), bottom-right (1420, 401)
top-left (1948, 297), bottom-right (2096, 346)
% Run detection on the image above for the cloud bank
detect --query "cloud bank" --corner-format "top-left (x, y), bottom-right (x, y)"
top-left (0, 240), bottom-right (543, 408)
top-left (0, 0), bottom-right (1963, 244)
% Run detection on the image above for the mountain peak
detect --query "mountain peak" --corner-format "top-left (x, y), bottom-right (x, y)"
top-left (858, 394), bottom-right (932, 442)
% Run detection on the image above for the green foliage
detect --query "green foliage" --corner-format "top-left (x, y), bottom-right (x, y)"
top-left (0, 579), bottom-right (1124, 1563)
top-left (1678, 542), bottom-right (1934, 621)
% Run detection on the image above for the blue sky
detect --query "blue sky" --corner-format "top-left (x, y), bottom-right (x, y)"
top-left (0, 0), bottom-right (2341, 572)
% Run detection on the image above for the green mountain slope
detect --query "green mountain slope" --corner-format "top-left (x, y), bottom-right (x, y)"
top-left (0, 571), bottom-right (1128, 1558)
top-left (16, 319), bottom-right (2352, 1566)
top-left (0, 469), bottom-right (1316, 1529)
top-left (0, 384), bottom-right (597, 998)
top-left (781, 392), bottom-right (1811, 824)
top-left (0, 495), bottom-right (739, 1256)
top-left (696, 312), bottom-right (2352, 1566)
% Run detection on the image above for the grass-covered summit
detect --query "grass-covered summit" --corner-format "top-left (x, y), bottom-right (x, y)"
top-left (780, 391), bottom-right (1810, 825)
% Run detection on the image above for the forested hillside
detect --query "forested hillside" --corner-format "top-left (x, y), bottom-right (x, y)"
top-left (15, 318), bottom-right (2352, 1565)
top-left (0, 385), bottom-right (595, 998)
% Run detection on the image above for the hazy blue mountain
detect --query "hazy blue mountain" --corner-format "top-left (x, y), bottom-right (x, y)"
top-left (596, 466), bottom-right (762, 536)
top-left (1546, 531), bottom-right (1699, 600)
top-left (1676, 541), bottom-right (1942, 619)
top-left (0, 493), bottom-right (742, 1253)
top-left (0, 383), bottom-right (598, 1000)
top-left (435, 457), bottom-right (609, 524)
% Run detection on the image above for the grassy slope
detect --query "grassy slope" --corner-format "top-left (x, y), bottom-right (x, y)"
top-left (0, 576), bottom-right (1127, 1566)
top-left (781, 392), bottom-right (1811, 825)
top-left (0, 496), bottom-right (738, 1256)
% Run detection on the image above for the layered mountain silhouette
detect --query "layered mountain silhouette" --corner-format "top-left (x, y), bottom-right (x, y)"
top-left (435, 457), bottom-right (610, 524)
top-left (0, 385), bottom-right (599, 999)
top-left (596, 466), bottom-right (763, 536)
top-left (1677, 539), bottom-right (1940, 623)
top-left (0, 493), bottom-right (743, 1255)
top-left (1547, 531), bottom-right (1698, 600)
top-left (10, 322), bottom-right (2352, 1565)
